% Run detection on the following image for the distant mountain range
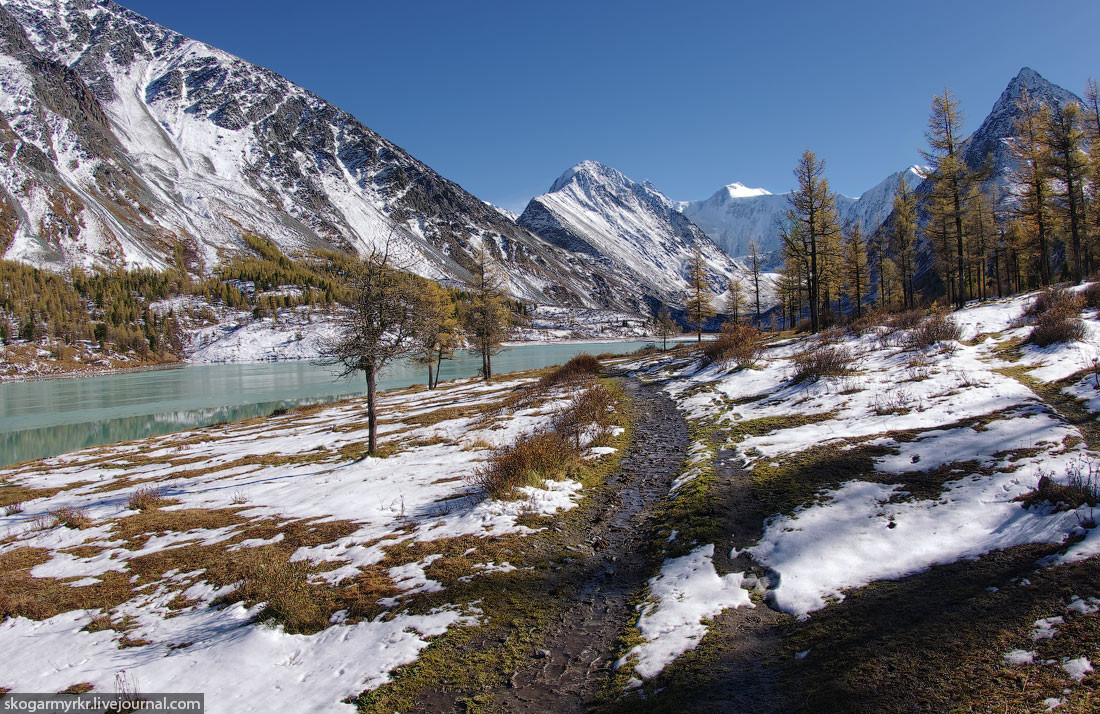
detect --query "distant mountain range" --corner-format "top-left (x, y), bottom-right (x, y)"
top-left (0, 0), bottom-right (1085, 315)
top-left (676, 167), bottom-right (927, 259)
top-left (517, 161), bottom-right (744, 305)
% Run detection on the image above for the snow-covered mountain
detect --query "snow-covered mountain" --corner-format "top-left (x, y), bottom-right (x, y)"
top-left (960, 67), bottom-right (1082, 209)
top-left (0, 0), bottom-right (649, 310)
top-left (517, 161), bottom-right (749, 306)
top-left (679, 167), bottom-right (927, 259)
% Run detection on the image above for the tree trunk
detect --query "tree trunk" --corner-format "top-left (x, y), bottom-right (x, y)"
top-left (366, 364), bottom-right (378, 454)
top-left (953, 182), bottom-right (965, 309)
top-left (435, 347), bottom-right (444, 387)
top-left (427, 360), bottom-right (434, 390)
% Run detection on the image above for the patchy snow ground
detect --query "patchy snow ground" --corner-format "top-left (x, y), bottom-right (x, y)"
top-left (628, 287), bottom-right (1100, 620)
top-left (0, 372), bottom-right (620, 710)
top-left (618, 544), bottom-right (752, 681)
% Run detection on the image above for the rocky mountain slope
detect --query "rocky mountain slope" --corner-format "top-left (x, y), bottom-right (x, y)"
top-left (518, 161), bottom-right (750, 306)
top-left (678, 166), bottom-right (927, 259)
top-left (0, 0), bottom-right (648, 310)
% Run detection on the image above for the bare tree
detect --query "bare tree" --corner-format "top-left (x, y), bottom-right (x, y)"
top-left (655, 304), bottom-right (677, 350)
top-left (318, 246), bottom-right (419, 454)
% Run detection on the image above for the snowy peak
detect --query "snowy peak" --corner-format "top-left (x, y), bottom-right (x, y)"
top-left (723, 182), bottom-right (771, 199)
top-left (679, 166), bottom-right (924, 258)
top-left (962, 66), bottom-right (1082, 188)
top-left (518, 162), bottom-right (747, 306)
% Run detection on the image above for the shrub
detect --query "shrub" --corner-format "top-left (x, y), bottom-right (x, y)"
top-left (1021, 463), bottom-right (1099, 510)
top-left (905, 313), bottom-right (963, 349)
top-left (791, 343), bottom-right (854, 383)
top-left (1027, 286), bottom-right (1086, 347)
top-left (4, 501), bottom-right (23, 516)
top-left (1028, 285), bottom-right (1083, 317)
top-left (1083, 283), bottom-right (1100, 310)
top-left (886, 309), bottom-right (926, 333)
top-left (554, 384), bottom-right (614, 434)
top-left (127, 487), bottom-right (168, 511)
top-left (701, 323), bottom-right (765, 369)
top-left (469, 431), bottom-right (581, 500)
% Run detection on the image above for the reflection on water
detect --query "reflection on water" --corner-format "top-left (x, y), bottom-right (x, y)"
top-left (0, 341), bottom-right (655, 467)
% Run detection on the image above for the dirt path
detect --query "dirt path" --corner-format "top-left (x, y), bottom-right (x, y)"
top-left (481, 377), bottom-right (689, 712)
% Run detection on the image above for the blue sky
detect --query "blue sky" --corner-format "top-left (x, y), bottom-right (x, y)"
top-left (123, 0), bottom-right (1098, 212)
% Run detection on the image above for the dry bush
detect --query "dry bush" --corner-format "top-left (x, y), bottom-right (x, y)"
top-left (127, 487), bottom-right (168, 511)
top-left (219, 550), bottom-right (333, 634)
top-left (1027, 287), bottom-right (1086, 347)
top-left (4, 501), bottom-right (23, 516)
top-left (1021, 463), bottom-right (1099, 511)
top-left (887, 309), bottom-right (927, 333)
top-left (701, 323), bottom-right (765, 369)
top-left (846, 310), bottom-right (885, 337)
top-left (905, 313), bottom-right (963, 349)
top-left (1082, 283), bottom-right (1100, 310)
top-left (538, 353), bottom-right (601, 389)
top-left (1027, 285), bottom-right (1083, 317)
top-left (554, 384), bottom-right (614, 432)
top-left (791, 343), bottom-right (854, 383)
top-left (468, 431), bottom-right (581, 500)
top-left (50, 506), bottom-right (91, 529)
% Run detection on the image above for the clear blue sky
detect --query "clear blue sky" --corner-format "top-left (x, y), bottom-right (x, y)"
top-left (122, 0), bottom-right (1098, 212)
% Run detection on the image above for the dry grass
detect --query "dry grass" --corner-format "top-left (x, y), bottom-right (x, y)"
top-left (468, 431), bottom-right (582, 500)
top-left (215, 549), bottom-right (335, 634)
top-left (50, 506), bottom-right (92, 529)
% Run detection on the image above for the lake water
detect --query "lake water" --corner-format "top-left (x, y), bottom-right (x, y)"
top-left (0, 341), bottom-right (657, 467)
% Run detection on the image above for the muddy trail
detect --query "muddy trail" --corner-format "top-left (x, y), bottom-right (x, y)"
top-left (411, 377), bottom-right (690, 712)
top-left (491, 377), bottom-right (689, 712)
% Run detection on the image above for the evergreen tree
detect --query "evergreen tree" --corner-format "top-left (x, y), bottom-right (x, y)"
top-left (923, 89), bottom-right (969, 308)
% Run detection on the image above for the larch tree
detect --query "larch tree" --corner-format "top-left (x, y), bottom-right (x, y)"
top-left (1086, 79), bottom-right (1100, 256)
top-left (923, 89), bottom-right (969, 308)
top-left (1011, 87), bottom-right (1054, 285)
top-left (463, 246), bottom-right (511, 380)
top-left (684, 246), bottom-right (715, 341)
top-left (890, 175), bottom-right (918, 309)
top-left (655, 305), bottom-right (677, 351)
top-left (411, 279), bottom-right (459, 390)
top-left (786, 149), bottom-right (839, 332)
top-left (842, 221), bottom-right (869, 318)
top-left (318, 246), bottom-right (419, 455)
top-left (747, 239), bottom-right (763, 327)
top-left (1043, 100), bottom-right (1090, 281)
top-left (964, 186), bottom-right (996, 301)
top-left (725, 278), bottom-right (745, 323)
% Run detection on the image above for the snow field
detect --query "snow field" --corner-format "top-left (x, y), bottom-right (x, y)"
top-left (0, 370), bottom-right (623, 710)
top-left (644, 289), bottom-right (1100, 619)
